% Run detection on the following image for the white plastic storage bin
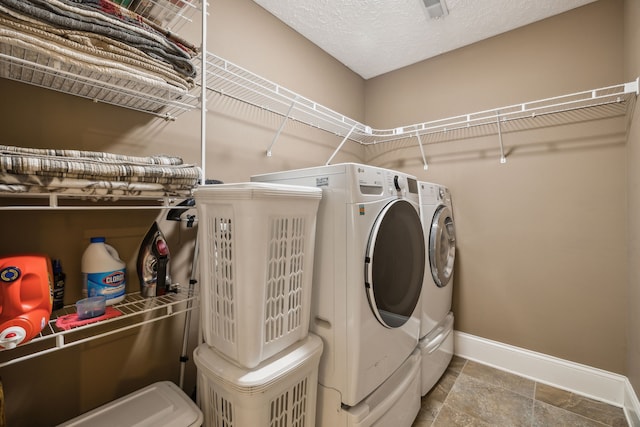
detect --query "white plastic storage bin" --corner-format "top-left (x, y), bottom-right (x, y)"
top-left (194, 333), bottom-right (323, 427)
top-left (194, 182), bottom-right (322, 368)
top-left (58, 381), bottom-right (202, 427)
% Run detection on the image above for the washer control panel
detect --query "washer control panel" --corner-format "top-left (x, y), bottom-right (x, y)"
top-left (393, 175), bottom-right (406, 192)
top-left (355, 165), bottom-right (419, 197)
top-left (388, 173), bottom-right (418, 195)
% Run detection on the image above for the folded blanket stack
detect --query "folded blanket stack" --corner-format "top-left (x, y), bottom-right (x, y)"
top-left (0, 0), bottom-right (199, 113)
top-left (0, 144), bottom-right (202, 199)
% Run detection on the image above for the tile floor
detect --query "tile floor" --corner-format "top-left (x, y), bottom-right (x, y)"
top-left (412, 356), bottom-right (629, 427)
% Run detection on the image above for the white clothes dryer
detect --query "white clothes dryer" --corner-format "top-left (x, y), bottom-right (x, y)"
top-left (252, 163), bottom-right (424, 411)
top-left (418, 181), bottom-right (456, 395)
top-left (418, 182), bottom-right (455, 337)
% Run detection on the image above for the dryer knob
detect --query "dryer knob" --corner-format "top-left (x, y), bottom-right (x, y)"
top-left (393, 175), bottom-right (406, 191)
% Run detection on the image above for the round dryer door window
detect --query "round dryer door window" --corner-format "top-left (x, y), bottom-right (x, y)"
top-left (365, 199), bottom-right (425, 328)
top-left (430, 205), bottom-right (456, 287)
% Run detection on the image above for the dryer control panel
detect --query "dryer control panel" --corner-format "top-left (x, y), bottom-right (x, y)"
top-left (419, 182), bottom-right (438, 204)
top-left (439, 186), bottom-right (452, 206)
top-left (419, 182), bottom-right (452, 206)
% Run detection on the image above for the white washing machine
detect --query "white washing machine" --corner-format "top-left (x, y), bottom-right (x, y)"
top-left (417, 181), bottom-right (456, 396)
top-left (252, 163), bottom-right (424, 426)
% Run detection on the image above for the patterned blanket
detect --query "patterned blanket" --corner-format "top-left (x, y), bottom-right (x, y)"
top-left (1, 145), bottom-right (186, 165)
top-left (0, 176), bottom-right (193, 200)
top-left (0, 145), bottom-right (201, 185)
top-left (0, 145), bottom-right (201, 203)
top-left (0, 176), bottom-right (195, 198)
top-left (0, 145), bottom-right (201, 199)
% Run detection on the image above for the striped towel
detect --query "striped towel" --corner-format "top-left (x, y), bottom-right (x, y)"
top-left (0, 144), bottom-right (201, 186)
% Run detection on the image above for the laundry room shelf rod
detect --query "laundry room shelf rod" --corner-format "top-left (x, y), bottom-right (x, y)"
top-left (203, 52), bottom-right (638, 149)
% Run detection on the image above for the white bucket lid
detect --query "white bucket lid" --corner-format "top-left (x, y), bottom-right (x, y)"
top-left (58, 381), bottom-right (202, 427)
top-left (194, 334), bottom-right (323, 394)
top-left (193, 182), bottom-right (322, 201)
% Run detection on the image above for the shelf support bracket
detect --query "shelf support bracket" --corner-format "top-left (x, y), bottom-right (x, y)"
top-left (415, 132), bottom-right (429, 170)
top-left (48, 194), bottom-right (59, 208)
top-left (325, 124), bottom-right (357, 165)
top-left (266, 98), bottom-right (297, 157)
top-left (496, 112), bottom-right (507, 164)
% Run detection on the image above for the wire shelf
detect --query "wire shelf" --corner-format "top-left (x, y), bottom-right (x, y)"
top-left (0, 192), bottom-right (193, 211)
top-left (203, 52), bottom-right (370, 139)
top-left (0, 287), bottom-right (198, 368)
top-left (0, 0), bottom-right (202, 120)
top-left (0, 0), bottom-right (206, 370)
top-left (0, 53), bottom-right (200, 120)
top-left (204, 52), bottom-right (639, 150)
top-left (127, 0), bottom-right (201, 34)
top-left (366, 82), bottom-right (639, 146)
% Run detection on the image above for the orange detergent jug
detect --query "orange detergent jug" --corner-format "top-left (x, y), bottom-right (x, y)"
top-left (0, 255), bottom-right (53, 349)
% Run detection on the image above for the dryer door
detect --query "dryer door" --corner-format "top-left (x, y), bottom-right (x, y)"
top-left (365, 199), bottom-right (425, 328)
top-left (430, 205), bottom-right (456, 287)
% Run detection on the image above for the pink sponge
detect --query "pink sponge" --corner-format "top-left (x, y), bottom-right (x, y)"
top-left (55, 307), bottom-right (122, 331)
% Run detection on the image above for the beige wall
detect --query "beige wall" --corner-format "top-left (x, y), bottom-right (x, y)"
top-left (203, 0), bottom-right (366, 180)
top-left (625, 0), bottom-right (640, 397)
top-left (364, 0), bottom-right (627, 374)
top-left (0, 0), bottom-right (636, 424)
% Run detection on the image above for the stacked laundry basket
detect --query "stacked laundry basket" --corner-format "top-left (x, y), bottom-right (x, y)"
top-left (193, 182), bottom-right (324, 427)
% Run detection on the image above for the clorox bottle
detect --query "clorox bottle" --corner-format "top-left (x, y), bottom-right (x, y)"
top-left (81, 237), bottom-right (126, 305)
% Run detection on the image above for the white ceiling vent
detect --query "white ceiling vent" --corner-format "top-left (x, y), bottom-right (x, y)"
top-left (422, 0), bottom-right (449, 19)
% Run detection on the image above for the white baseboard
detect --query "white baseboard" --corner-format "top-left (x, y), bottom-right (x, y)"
top-left (625, 379), bottom-right (640, 427)
top-left (454, 330), bottom-right (640, 426)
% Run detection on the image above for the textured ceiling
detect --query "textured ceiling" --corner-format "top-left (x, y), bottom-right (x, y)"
top-left (251, 0), bottom-right (598, 79)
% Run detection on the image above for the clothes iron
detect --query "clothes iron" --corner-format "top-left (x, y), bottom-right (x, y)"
top-left (136, 222), bottom-right (171, 297)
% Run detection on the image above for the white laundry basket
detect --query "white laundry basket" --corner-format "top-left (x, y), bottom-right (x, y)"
top-left (58, 381), bottom-right (202, 427)
top-left (194, 333), bottom-right (323, 427)
top-left (194, 182), bottom-right (322, 368)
